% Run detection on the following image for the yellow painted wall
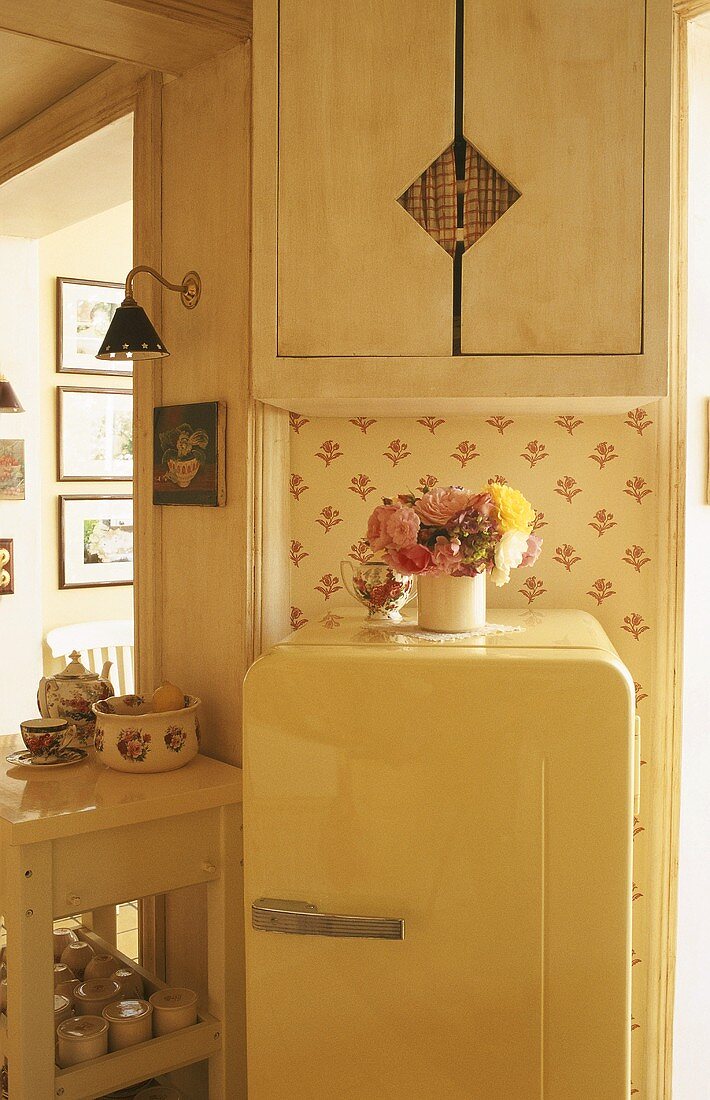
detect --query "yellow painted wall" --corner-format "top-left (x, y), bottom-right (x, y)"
top-left (289, 409), bottom-right (658, 1094)
top-left (38, 202), bottom-right (133, 670)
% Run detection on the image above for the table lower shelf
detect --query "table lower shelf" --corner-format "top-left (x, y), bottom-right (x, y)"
top-left (0, 928), bottom-right (222, 1100)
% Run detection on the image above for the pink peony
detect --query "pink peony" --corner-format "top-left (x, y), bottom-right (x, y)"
top-left (430, 535), bottom-right (461, 575)
top-left (521, 533), bottom-right (543, 568)
top-left (415, 486), bottom-right (478, 526)
top-left (384, 544), bottom-right (433, 575)
top-left (367, 505), bottom-right (398, 551)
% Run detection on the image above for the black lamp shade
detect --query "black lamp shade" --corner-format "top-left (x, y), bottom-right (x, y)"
top-left (96, 301), bottom-right (169, 361)
top-left (0, 377), bottom-right (23, 413)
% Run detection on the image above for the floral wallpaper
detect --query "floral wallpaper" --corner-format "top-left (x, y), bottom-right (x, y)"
top-left (289, 408), bottom-right (658, 1096)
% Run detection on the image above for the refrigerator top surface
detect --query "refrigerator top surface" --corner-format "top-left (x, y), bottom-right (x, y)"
top-left (278, 607), bottom-right (618, 655)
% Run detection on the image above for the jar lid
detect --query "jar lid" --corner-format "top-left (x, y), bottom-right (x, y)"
top-left (149, 988), bottom-right (197, 1011)
top-left (54, 994), bottom-right (71, 1013)
top-left (76, 979), bottom-right (121, 1001)
top-left (102, 998), bottom-right (152, 1022)
top-left (57, 1015), bottom-right (108, 1040)
top-left (63, 941), bottom-right (91, 955)
top-left (113, 968), bottom-right (133, 979)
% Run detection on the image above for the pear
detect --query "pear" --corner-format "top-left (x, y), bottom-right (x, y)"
top-left (151, 681), bottom-right (185, 713)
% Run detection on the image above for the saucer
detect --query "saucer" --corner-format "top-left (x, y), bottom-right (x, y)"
top-left (6, 748), bottom-right (88, 769)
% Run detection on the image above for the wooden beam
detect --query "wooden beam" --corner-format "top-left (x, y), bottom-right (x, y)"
top-left (112, 0), bottom-right (251, 39)
top-left (0, 63), bottom-right (146, 188)
top-left (0, 0), bottom-right (244, 75)
top-left (674, 0), bottom-right (710, 18)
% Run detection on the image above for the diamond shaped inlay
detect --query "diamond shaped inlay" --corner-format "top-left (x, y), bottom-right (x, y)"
top-left (398, 140), bottom-right (520, 256)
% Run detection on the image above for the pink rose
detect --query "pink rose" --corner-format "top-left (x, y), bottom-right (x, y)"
top-left (367, 505), bottom-right (398, 551)
top-left (415, 486), bottom-right (478, 526)
top-left (521, 533), bottom-right (543, 568)
top-left (385, 505), bottom-right (420, 550)
top-left (384, 544), bottom-right (433, 575)
top-left (430, 535), bottom-right (461, 575)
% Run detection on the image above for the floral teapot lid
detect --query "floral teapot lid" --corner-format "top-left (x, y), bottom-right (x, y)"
top-left (55, 650), bottom-right (100, 681)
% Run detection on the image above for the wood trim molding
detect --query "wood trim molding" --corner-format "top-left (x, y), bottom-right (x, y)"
top-left (132, 71), bottom-right (164, 695)
top-left (0, 63), bottom-right (146, 188)
top-left (251, 402), bottom-right (290, 656)
top-left (674, 0), bottom-right (710, 19)
top-left (0, 0), bottom-right (242, 74)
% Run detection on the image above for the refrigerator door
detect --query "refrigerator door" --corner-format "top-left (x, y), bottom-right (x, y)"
top-left (244, 623), bottom-right (634, 1099)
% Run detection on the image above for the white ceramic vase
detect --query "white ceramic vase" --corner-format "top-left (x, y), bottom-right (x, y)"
top-left (417, 573), bottom-right (487, 632)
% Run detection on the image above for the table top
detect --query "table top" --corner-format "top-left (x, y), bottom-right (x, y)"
top-left (0, 736), bottom-right (242, 845)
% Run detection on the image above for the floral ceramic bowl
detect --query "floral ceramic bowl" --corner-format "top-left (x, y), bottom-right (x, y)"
top-left (91, 694), bottom-right (201, 773)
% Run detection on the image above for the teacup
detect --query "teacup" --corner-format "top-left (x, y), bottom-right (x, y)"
top-left (340, 560), bottom-right (416, 621)
top-left (20, 718), bottom-right (74, 763)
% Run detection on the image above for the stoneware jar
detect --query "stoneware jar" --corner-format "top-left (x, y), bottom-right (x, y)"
top-left (112, 967), bottom-right (145, 1000)
top-left (102, 999), bottom-right (153, 1051)
top-left (57, 1015), bottom-right (108, 1068)
top-left (56, 979), bottom-right (81, 1006)
top-left (92, 694), bottom-right (201, 773)
top-left (53, 926), bottom-right (78, 962)
top-left (54, 994), bottom-right (74, 1028)
top-left (61, 940), bottom-right (94, 979)
top-left (149, 988), bottom-right (198, 1036)
top-left (75, 978), bottom-right (122, 1017)
top-left (53, 963), bottom-right (75, 988)
top-left (84, 953), bottom-right (118, 981)
top-left (38, 650), bottom-right (114, 748)
top-left (417, 572), bottom-right (487, 633)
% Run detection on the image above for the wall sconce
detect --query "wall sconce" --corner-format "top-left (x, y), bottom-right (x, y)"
top-left (0, 374), bottom-right (23, 413)
top-left (96, 265), bottom-right (201, 362)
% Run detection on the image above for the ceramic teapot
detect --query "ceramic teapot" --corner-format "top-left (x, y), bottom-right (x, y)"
top-left (38, 651), bottom-right (115, 747)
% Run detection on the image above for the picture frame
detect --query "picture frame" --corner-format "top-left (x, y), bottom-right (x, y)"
top-left (56, 277), bottom-right (128, 376)
top-left (59, 495), bottom-right (133, 589)
top-left (0, 439), bottom-right (25, 500)
top-left (57, 387), bottom-right (133, 482)
top-left (153, 401), bottom-right (226, 506)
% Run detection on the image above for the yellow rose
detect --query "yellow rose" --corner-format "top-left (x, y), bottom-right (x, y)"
top-left (484, 482), bottom-right (535, 533)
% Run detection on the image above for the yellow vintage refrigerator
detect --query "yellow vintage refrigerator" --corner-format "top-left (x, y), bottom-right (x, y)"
top-left (243, 610), bottom-right (636, 1099)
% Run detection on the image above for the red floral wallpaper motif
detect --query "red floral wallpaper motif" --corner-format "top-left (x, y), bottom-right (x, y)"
top-left (289, 410), bottom-right (658, 1096)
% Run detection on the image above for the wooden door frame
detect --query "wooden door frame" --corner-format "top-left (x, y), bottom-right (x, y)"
top-left (0, 61), bottom-right (165, 971)
top-left (653, 4), bottom-right (707, 1096)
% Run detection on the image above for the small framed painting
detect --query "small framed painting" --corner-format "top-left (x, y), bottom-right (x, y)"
top-left (59, 495), bottom-right (133, 589)
top-left (57, 277), bottom-right (128, 375)
top-left (0, 439), bottom-right (25, 500)
top-left (153, 401), bottom-right (226, 506)
top-left (57, 387), bottom-right (133, 481)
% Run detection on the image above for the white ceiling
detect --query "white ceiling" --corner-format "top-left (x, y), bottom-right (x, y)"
top-left (0, 114), bottom-right (133, 238)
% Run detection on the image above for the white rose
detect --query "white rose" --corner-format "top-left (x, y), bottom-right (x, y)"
top-left (491, 529), bottom-right (529, 587)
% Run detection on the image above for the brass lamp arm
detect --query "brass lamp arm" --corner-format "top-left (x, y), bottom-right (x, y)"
top-left (124, 265), bottom-right (201, 310)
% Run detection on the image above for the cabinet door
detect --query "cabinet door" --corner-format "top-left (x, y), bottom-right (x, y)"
top-left (460, 0), bottom-right (645, 355)
top-left (277, 0), bottom-right (455, 357)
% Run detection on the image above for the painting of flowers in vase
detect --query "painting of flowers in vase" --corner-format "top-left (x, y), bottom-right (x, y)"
top-left (153, 401), bottom-right (226, 506)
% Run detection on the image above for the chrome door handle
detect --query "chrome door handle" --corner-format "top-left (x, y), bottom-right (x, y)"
top-left (252, 898), bottom-right (405, 940)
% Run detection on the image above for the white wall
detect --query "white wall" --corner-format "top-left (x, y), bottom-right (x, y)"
top-left (38, 202), bottom-right (133, 670)
top-left (0, 236), bottom-right (41, 730)
top-left (674, 21), bottom-right (710, 1098)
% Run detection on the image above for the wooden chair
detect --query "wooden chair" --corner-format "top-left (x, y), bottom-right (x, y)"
top-left (45, 619), bottom-right (135, 695)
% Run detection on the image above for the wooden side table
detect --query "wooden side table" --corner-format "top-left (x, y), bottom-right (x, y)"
top-left (0, 735), bottom-right (244, 1099)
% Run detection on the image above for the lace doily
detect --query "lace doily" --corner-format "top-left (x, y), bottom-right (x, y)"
top-left (390, 622), bottom-right (525, 644)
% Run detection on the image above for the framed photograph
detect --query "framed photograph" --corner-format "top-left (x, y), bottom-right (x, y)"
top-left (59, 495), bottom-right (133, 589)
top-left (153, 401), bottom-right (226, 506)
top-left (57, 387), bottom-right (133, 481)
top-left (0, 439), bottom-right (25, 500)
top-left (57, 277), bottom-right (128, 376)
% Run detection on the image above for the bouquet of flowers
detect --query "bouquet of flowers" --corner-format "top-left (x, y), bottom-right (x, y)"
top-left (366, 482), bottom-right (542, 587)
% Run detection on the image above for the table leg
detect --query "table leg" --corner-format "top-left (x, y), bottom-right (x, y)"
top-left (207, 802), bottom-right (245, 1098)
top-left (84, 905), bottom-right (118, 948)
top-left (5, 841), bottom-right (55, 1097)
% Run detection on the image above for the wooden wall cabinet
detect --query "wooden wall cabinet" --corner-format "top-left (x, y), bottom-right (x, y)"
top-left (252, 0), bottom-right (671, 412)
